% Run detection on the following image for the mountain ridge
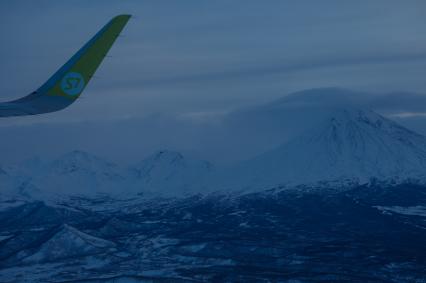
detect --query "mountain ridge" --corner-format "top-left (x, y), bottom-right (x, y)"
top-left (1, 107), bottom-right (426, 199)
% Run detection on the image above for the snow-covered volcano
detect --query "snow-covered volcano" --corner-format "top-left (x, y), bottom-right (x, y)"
top-left (230, 108), bottom-right (426, 189)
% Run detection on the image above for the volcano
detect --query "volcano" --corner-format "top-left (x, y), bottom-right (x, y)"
top-left (231, 108), bottom-right (426, 189)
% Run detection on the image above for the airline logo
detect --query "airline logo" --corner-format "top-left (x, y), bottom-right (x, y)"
top-left (60, 72), bottom-right (85, 96)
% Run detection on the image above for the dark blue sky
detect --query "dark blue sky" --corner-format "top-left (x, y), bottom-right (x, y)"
top-left (1, 1), bottom-right (426, 163)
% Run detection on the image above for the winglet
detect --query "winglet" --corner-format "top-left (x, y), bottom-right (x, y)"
top-left (41, 14), bottom-right (131, 100)
top-left (0, 15), bottom-right (131, 117)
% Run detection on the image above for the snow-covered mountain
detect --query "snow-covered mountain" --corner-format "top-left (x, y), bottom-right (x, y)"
top-left (0, 165), bottom-right (31, 199)
top-left (229, 108), bottom-right (426, 190)
top-left (130, 150), bottom-right (214, 195)
top-left (21, 224), bottom-right (116, 263)
top-left (26, 151), bottom-right (127, 197)
top-left (1, 150), bottom-right (215, 199)
top-left (2, 108), bottom-right (426, 198)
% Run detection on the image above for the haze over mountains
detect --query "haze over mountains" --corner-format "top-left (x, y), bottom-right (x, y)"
top-left (1, 104), bottom-right (426, 199)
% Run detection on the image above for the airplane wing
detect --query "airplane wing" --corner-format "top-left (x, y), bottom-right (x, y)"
top-left (0, 14), bottom-right (131, 117)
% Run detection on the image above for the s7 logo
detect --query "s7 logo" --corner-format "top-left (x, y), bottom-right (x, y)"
top-left (60, 72), bottom-right (85, 96)
top-left (65, 77), bottom-right (81, 90)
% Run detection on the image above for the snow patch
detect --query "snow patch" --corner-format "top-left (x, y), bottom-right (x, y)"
top-left (374, 206), bottom-right (426, 217)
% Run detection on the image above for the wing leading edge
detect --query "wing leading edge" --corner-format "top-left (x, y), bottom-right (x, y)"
top-left (0, 14), bottom-right (131, 117)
